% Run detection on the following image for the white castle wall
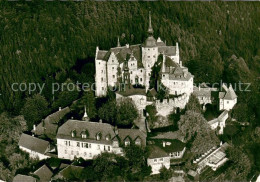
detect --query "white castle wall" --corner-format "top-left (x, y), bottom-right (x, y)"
top-left (107, 52), bottom-right (119, 87)
top-left (142, 47), bottom-right (159, 90)
top-left (155, 94), bottom-right (189, 116)
top-left (161, 77), bottom-right (193, 96)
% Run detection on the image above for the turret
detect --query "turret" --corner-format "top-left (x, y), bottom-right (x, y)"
top-left (147, 11), bottom-right (154, 35)
top-left (82, 105), bottom-right (88, 121)
top-left (117, 36), bottom-right (121, 47)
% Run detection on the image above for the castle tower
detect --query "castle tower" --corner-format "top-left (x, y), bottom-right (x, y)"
top-left (142, 11), bottom-right (159, 90)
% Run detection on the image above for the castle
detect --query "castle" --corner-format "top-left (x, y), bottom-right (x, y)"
top-left (95, 11), bottom-right (193, 101)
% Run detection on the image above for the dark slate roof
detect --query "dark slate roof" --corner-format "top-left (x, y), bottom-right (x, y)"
top-left (45, 107), bottom-right (70, 124)
top-left (148, 145), bottom-right (169, 159)
top-left (165, 56), bottom-right (178, 67)
top-left (153, 139), bottom-right (186, 153)
top-left (18, 133), bottom-right (50, 154)
top-left (143, 36), bottom-right (157, 47)
top-left (57, 120), bottom-right (116, 145)
top-left (117, 87), bottom-right (146, 97)
top-left (158, 46), bottom-right (176, 56)
top-left (117, 129), bottom-right (147, 146)
top-left (193, 87), bottom-right (212, 97)
top-left (33, 107), bottom-right (70, 138)
top-left (156, 41), bottom-right (166, 46)
top-left (34, 164), bottom-right (53, 182)
top-left (13, 174), bottom-right (37, 182)
top-left (96, 50), bottom-right (108, 60)
top-left (150, 131), bottom-right (185, 142)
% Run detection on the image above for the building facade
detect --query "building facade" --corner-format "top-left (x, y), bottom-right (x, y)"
top-left (94, 12), bottom-right (193, 100)
top-left (56, 113), bottom-right (146, 160)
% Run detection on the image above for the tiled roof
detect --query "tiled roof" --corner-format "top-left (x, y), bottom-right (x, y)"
top-left (117, 128), bottom-right (147, 146)
top-left (96, 50), bottom-right (108, 60)
top-left (224, 86), bottom-right (237, 100)
top-left (33, 107), bottom-right (70, 138)
top-left (150, 131), bottom-right (185, 142)
top-left (148, 145), bottom-right (169, 159)
top-left (57, 120), bottom-right (116, 144)
top-left (13, 174), bottom-right (37, 182)
top-left (45, 107), bottom-right (70, 124)
top-left (34, 164), bottom-right (53, 182)
top-left (193, 87), bottom-right (212, 97)
top-left (158, 46), bottom-right (176, 56)
top-left (152, 139), bottom-right (186, 153)
top-left (143, 36), bottom-right (157, 47)
top-left (18, 133), bottom-right (50, 154)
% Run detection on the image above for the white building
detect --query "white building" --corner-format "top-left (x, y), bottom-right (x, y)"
top-left (219, 84), bottom-right (237, 111)
top-left (147, 145), bottom-right (171, 175)
top-left (56, 112), bottom-right (146, 160)
top-left (94, 12), bottom-right (191, 98)
top-left (18, 133), bottom-right (51, 160)
top-left (208, 110), bottom-right (229, 134)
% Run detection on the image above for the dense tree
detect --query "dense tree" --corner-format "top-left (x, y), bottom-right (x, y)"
top-left (116, 99), bottom-right (138, 126)
top-left (98, 99), bottom-right (138, 127)
top-left (185, 94), bottom-right (202, 113)
top-left (21, 94), bottom-right (49, 129)
top-left (178, 111), bottom-right (219, 156)
top-left (52, 79), bottom-right (80, 110)
top-left (225, 147), bottom-right (252, 181)
top-left (71, 90), bottom-right (97, 119)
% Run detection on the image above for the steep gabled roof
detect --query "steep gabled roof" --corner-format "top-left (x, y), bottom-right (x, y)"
top-left (152, 139), bottom-right (186, 153)
top-left (150, 131), bottom-right (185, 142)
top-left (34, 164), bottom-right (53, 182)
top-left (57, 120), bottom-right (116, 144)
top-left (96, 50), bottom-right (108, 60)
top-left (118, 128), bottom-right (147, 146)
top-left (224, 86), bottom-right (237, 100)
top-left (148, 145), bottom-right (169, 159)
top-left (158, 46), bottom-right (176, 56)
top-left (13, 174), bottom-right (37, 182)
top-left (18, 133), bottom-right (50, 154)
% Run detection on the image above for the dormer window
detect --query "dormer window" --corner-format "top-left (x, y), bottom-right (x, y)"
top-left (81, 130), bottom-right (89, 139)
top-left (135, 137), bottom-right (141, 146)
top-left (105, 134), bottom-right (111, 141)
top-left (96, 132), bottom-right (102, 141)
top-left (124, 137), bottom-right (131, 146)
top-left (71, 130), bottom-right (76, 138)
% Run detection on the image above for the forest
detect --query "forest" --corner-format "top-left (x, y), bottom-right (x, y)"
top-left (0, 1), bottom-right (259, 181)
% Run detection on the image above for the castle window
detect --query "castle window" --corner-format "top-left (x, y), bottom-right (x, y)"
top-left (112, 67), bottom-right (114, 69)
top-left (101, 77), bottom-right (103, 82)
top-left (71, 151), bottom-right (73, 155)
top-left (101, 70), bottom-right (103, 73)
top-left (148, 65), bottom-right (150, 67)
top-left (148, 49), bottom-right (150, 51)
top-left (89, 153), bottom-right (92, 157)
top-left (163, 75), bottom-right (165, 77)
top-left (65, 150), bottom-right (67, 154)
top-left (77, 142), bottom-right (80, 147)
top-left (227, 101), bottom-right (229, 104)
top-left (148, 56), bottom-right (150, 58)
top-left (97, 145), bottom-right (100, 150)
top-left (113, 75), bottom-right (115, 78)
top-left (84, 152), bottom-right (87, 156)
top-left (140, 78), bottom-right (142, 82)
top-left (153, 55), bottom-right (156, 58)
top-left (131, 80), bottom-right (133, 83)
top-left (102, 87), bottom-right (104, 90)
top-left (99, 62), bottom-right (100, 65)
top-left (154, 159), bottom-right (157, 163)
top-left (112, 60), bottom-right (114, 62)
top-left (77, 151), bottom-right (79, 155)
top-left (130, 71), bottom-right (132, 74)
top-left (108, 146), bottom-right (111, 151)
top-left (140, 70), bottom-right (142, 73)
top-left (159, 158), bottom-right (164, 162)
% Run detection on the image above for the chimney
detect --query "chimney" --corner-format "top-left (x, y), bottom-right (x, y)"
top-left (99, 119), bottom-right (102, 123)
top-left (126, 44), bottom-right (129, 48)
top-left (163, 141), bottom-right (166, 147)
top-left (199, 85), bottom-right (200, 91)
top-left (33, 124), bottom-right (36, 131)
top-left (59, 107), bottom-right (61, 111)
